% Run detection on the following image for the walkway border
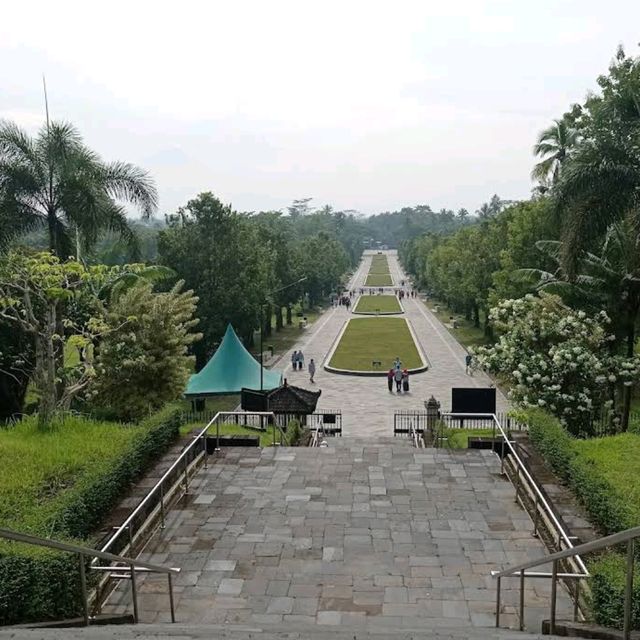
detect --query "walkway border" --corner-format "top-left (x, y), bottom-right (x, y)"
top-left (323, 316), bottom-right (429, 377)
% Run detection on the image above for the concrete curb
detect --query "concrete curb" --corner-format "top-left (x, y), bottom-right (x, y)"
top-left (323, 316), bottom-right (430, 377)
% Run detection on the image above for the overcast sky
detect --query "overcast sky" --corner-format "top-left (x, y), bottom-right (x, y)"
top-left (1, 1), bottom-right (639, 217)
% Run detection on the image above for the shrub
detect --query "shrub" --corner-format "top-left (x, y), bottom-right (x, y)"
top-left (520, 408), bottom-right (640, 629)
top-left (92, 281), bottom-right (201, 422)
top-left (0, 404), bottom-right (181, 625)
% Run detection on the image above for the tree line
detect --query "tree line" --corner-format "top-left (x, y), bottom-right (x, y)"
top-left (401, 46), bottom-right (640, 431)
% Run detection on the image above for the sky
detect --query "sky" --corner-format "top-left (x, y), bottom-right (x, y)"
top-left (1, 0), bottom-right (639, 217)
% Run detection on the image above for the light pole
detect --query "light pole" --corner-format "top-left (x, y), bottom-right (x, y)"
top-left (260, 277), bottom-right (307, 391)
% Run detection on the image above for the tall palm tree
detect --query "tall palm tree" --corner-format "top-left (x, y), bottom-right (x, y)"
top-left (531, 118), bottom-right (579, 185)
top-left (0, 120), bottom-right (157, 258)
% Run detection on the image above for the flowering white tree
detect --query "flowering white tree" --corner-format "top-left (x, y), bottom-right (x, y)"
top-left (472, 293), bottom-right (640, 434)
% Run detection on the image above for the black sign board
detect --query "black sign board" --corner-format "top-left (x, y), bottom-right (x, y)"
top-left (451, 387), bottom-right (496, 416)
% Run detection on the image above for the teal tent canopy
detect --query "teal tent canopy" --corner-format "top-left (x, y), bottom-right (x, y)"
top-left (185, 324), bottom-right (282, 397)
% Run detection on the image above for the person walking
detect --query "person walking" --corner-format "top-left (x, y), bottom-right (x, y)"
top-left (465, 353), bottom-right (473, 376)
top-left (308, 358), bottom-right (316, 383)
top-left (298, 350), bottom-right (305, 370)
top-left (386, 368), bottom-right (394, 392)
top-left (394, 367), bottom-right (403, 393)
top-left (394, 356), bottom-right (401, 371)
top-left (402, 368), bottom-right (410, 392)
top-left (291, 350), bottom-right (298, 371)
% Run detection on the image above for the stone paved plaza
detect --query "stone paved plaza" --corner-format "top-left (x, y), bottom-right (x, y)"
top-left (280, 251), bottom-right (509, 436)
top-left (104, 439), bottom-right (572, 630)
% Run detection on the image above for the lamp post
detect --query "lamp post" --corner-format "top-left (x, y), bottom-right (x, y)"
top-left (260, 277), bottom-right (307, 391)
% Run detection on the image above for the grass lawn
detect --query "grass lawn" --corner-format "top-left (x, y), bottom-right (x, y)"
top-left (354, 295), bottom-right (402, 314)
top-left (573, 433), bottom-right (640, 523)
top-left (0, 414), bottom-right (153, 533)
top-left (329, 317), bottom-right (422, 371)
top-left (424, 297), bottom-right (489, 349)
top-left (444, 428), bottom-right (495, 448)
top-left (365, 273), bottom-right (394, 287)
top-left (369, 255), bottom-right (391, 274)
top-left (180, 420), bottom-right (280, 447)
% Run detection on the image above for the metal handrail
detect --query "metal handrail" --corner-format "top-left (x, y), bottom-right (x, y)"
top-left (445, 412), bottom-right (639, 638)
top-left (408, 418), bottom-right (422, 448)
top-left (0, 527), bottom-right (178, 626)
top-left (98, 411), bottom-right (275, 558)
top-left (443, 412), bottom-right (588, 575)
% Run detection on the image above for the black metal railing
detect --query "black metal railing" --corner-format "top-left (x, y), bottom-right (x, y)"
top-left (393, 410), bottom-right (526, 436)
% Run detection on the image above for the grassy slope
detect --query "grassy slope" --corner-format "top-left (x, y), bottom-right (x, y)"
top-left (0, 415), bottom-right (143, 532)
top-left (573, 433), bottom-right (640, 524)
top-left (354, 295), bottom-right (402, 313)
top-left (329, 317), bottom-right (422, 371)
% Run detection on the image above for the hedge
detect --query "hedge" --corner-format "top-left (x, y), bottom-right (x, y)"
top-left (0, 404), bottom-right (181, 625)
top-left (519, 408), bottom-right (640, 629)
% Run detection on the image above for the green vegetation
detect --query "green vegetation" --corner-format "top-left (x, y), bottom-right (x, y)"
top-left (0, 405), bottom-right (181, 624)
top-left (354, 295), bottom-right (402, 314)
top-left (369, 255), bottom-right (391, 274)
top-left (329, 317), bottom-right (422, 371)
top-left (521, 408), bottom-right (640, 629)
top-left (444, 428), bottom-right (495, 448)
top-left (365, 273), bottom-right (393, 287)
top-left (425, 298), bottom-right (489, 349)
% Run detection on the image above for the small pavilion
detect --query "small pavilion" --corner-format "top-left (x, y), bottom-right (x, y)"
top-left (185, 324), bottom-right (282, 404)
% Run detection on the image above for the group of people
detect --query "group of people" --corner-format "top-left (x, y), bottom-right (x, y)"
top-left (396, 289), bottom-right (417, 299)
top-left (292, 349), bottom-right (317, 383)
top-left (332, 294), bottom-right (352, 308)
top-left (387, 357), bottom-right (410, 393)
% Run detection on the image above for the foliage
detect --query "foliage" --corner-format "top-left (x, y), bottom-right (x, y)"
top-left (474, 295), bottom-right (640, 434)
top-left (521, 408), bottom-right (640, 629)
top-left (552, 46), bottom-right (640, 273)
top-left (329, 317), bottom-right (422, 371)
top-left (0, 120), bottom-right (156, 258)
top-left (590, 554), bottom-right (640, 630)
top-left (92, 281), bottom-right (201, 421)
top-left (531, 117), bottom-right (579, 185)
top-left (0, 405), bottom-right (181, 624)
top-left (158, 193), bottom-right (275, 366)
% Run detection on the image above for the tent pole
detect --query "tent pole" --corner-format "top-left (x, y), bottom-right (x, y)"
top-left (260, 304), bottom-right (264, 392)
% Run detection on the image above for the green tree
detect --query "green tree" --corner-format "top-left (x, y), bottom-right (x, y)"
top-left (158, 192), bottom-right (274, 366)
top-left (92, 280), bottom-right (201, 421)
top-left (0, 120), bottom-right (157, 258)
top-left (531, 117), bottom-right (579, 184)
top-left (552, 46), bottom-right (640, 272)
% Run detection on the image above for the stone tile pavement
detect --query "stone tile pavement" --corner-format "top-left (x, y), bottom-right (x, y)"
top-left (103, 442), bottom-right (572, 631)
top-left (278, 251), bottom-right (508, 436)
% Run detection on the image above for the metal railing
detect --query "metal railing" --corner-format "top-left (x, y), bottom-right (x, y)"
top-left (408, 418), bottom-right (422, 448)
top-left (0, 527), bottom-right (179, 626)
top-left (393, 410), bottom-right (527, 435)
top-left (439, 413), bottom-right (591, 635)
top-left (96, 412), bottom-right (275, 610)
top-left (493, 526), bottom-right (640, 639)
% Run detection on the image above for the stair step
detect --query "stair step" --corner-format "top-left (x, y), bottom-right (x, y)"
top-left (0, 621), bottom-right (570, 639)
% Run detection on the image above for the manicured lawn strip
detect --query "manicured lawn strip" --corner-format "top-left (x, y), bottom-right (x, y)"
top-left (329, 317), bottom-right (422, 371)
top-left (444, 428), bottom-right (495, 448)
top-left (180, 420), bottom-right (278, 446)
top-left (354, 295), bottom-right (402, 314)
top-left (365, 273), bottom-right (393, 287)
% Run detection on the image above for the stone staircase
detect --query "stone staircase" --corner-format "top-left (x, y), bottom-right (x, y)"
top-left (0, 622), bottom-right (568, 639)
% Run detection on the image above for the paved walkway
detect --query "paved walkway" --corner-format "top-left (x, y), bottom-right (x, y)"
top-left (281, 251), bottom-right (508, 436)
top-left (104, 440), bottom-right (572, 630)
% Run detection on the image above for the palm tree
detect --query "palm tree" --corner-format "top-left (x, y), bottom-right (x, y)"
top-left (0, 120), bottom-right (157, 258)
top-left (531, 118), bottom-right (579, 185)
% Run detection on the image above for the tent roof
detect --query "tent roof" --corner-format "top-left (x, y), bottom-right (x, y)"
top-left (185, 324), bottom-right (282, 398)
